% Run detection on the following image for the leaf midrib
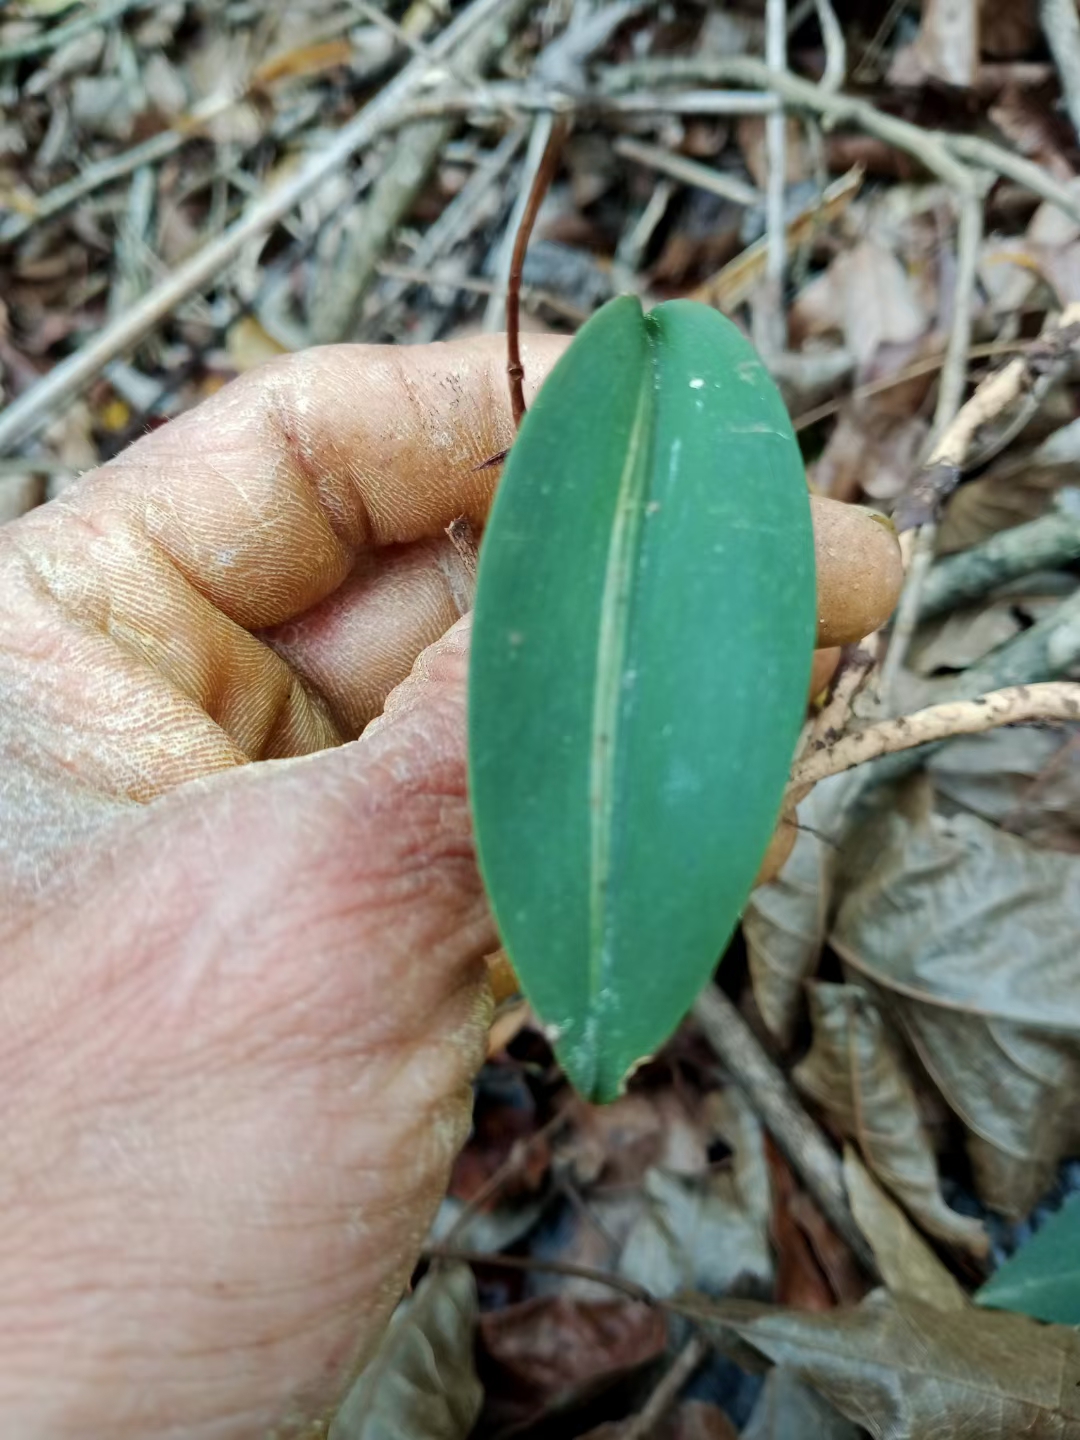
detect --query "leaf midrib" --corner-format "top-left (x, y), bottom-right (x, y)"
top-left (585, 340), bottom-right (656, 1083)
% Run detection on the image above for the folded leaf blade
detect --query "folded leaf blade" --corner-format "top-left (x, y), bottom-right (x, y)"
top-left (469, 296), bottom-right (815, 1100)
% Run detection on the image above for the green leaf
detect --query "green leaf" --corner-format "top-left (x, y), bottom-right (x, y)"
top-left (977, 1195), bottom-right (1080, 1325)
top-left (469, 296), bottom-right (815, 1101)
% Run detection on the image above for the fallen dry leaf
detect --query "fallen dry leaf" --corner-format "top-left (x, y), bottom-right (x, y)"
top-left (791, 239), bottom-right (928, 371)
top-left (843, 1150), bottom-right (970, 1312)
top-left (794, 982), bottom-right (988, 1254)
top-left (479, 1295), bottom-right (668, 1428)
top-left (742, 1365), bottom-right (861, 1440)
top-left (330, 1264), bottom-right (483, 1440)
top-left (938, 414), bottom-right (1080, 553)
top-left (744, 772), bottom-right (861, 1048)
top-left (889, 0), bottom-right (979, 88)
top-left (926, 724), bottom-right (1080, 853)
top-left (766, 1138), bottom-right (840, 1313)
top-left (831, 776), bottom-right (1080, 1215)
top-left (685, 1289), bottom-right (1080, 1440)
top-left (811, 405), bottom-right (929, 504)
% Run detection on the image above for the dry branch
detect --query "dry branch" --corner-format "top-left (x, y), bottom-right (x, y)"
top-left (897, 304), bottom-right (1080, 532)
top-left (692, 986), bottom-right (879, 1278)
top-left (613, 137), bottom-right (760, 208)
top-left (790, 683), bottom-right (1080, 791)
top-left (1041, 0), bottom-right (1080, 143)
top-left (918, 501), bottom-right (1080, 621)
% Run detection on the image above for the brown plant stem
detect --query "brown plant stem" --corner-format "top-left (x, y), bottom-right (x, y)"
top-left (506, 114), bottom-right (570, 430)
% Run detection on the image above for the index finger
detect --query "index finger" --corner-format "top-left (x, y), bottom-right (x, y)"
top-left (59, 333), bottom-right (568, 632)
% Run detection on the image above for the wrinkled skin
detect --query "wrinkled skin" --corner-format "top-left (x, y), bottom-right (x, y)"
top-left (0, 335), bottom-right (900, 1437)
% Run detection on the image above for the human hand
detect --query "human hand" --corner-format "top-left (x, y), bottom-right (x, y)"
top-left (0, 334), bottom-right (901, 1437)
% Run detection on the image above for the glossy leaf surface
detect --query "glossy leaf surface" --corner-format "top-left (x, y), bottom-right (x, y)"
top-left (469, 296), bottom-right (815, 1101)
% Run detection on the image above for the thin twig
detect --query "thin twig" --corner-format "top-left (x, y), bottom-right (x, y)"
top-left (1041, 0), bottom-right (1080, 143)
top-left (312, 0), bottom-right (530, 342)
top-left (918, 499), bottom-right (1080, 621)
top-left (375, 261), bottom-right (588, 323)
top-left (423, 1245), bottom-right (664, 1308)
top-left (800, 644), bottom-right (877, 755)
top-left (931, 193), bottom-right (984, 440)
top-left (880, 524), bottom-right (936, 703)
top-left (790, 683), bottom-right (1080, 791)
top-left (880, 302), bottom-right (1080, 698)
top-left (762, 0), bottom-right (789, 356)
top-left (791, 338), bottom-right (1026, 431)
top-left (505, 114), bottom-right (569, 429)
top-left (621, 1335), bottom-right (708, 1440)
top-left (613, 136), bottom-right (760, 208)
top-left (402, 78), bottom-right (1080, 222)
top-left (0, 0), bottom-right (520, 456)
top-left (691, 986), bottom-right (879, 1278)
top-left (0, 0), bottom-right (148, 62)
top-left (0, 94), bottom-right (241, 245)
top-left (843, 593), bottom-right (1080, 793)
top-left (441, 1105), bottom-right (571, 1247)
top-left (598, 58), bottom-right (976, 193)
top-left (894, 303), bottom-right (1080, 532)
top-left (813, 0), bottom-right (846, 91)
top-left (365, 123), bottom-right (528, 327)
top-left (484, 112), bottom-right (554, 335)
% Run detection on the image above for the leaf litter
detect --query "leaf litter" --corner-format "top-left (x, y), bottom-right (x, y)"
top-left (5, 0), bottom-right (1080, 1435)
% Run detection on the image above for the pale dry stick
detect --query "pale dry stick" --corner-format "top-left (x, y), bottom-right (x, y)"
top-left (403, 82), bottom-right (778, 122)
top-left (1041, 0), bottom-right (1080, 143)
top-left (364, 122), bottom-right (528, 328)
top-left (796, 643), bottom-right (877, 761)
top-left (598, 58), bottom-right (975, 193)
top-left (408, 76), bottom-right (1080, 222)
top-left (791, 338), bottom-right (1027, 431)
top-left (879, 177), bottom-right (986, 705)
top-left (762, 0), bottom-right (789, 356)
top-left (918, 498), bottom-right (1080, 621)
top-left (483, 111), bottom-right (557, 336)
top-left (375, 260), bottom-right (589, 323)
top-left (790, 683), bottom-right (1080, 792)
top-left (931, 193), bottom-right (985, 439)
top-left (0, 92), bottom-right (241, 244)
top-left (878, 522), bottom-right (935, 705)
top-left (2, 3), bottom-right (404, 245)
top-left (602, 87), bottom-right (778, 116)
top-left (0, 0), bottom-right (519, 457)
top-left (620, 1335), bottom-right (708, 1440)
top-left (692, 986), bottom-right (879, 1279)
top-left (613, 136), bottom-right (760, 208)
top-left (895, 302), bottom-right (1080, 534)
top-left (0, 0), bottom-right (146, 62)
top-left (310, 0), bottom-right (530, 342)
top-left (613, 176), bottom-right (675, 287)
top-left (812, 0), bottom-right (845, 91)
top-left (879, 293), bottom-right (1080, 705)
